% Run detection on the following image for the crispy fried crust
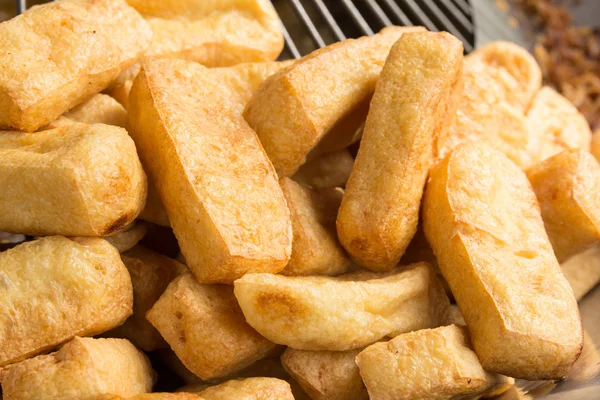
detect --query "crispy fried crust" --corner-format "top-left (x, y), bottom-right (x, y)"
top-left (0, 337), bottom-right (153, 400)
top-left (128, 58), bottom-right (292, 283)
top-left (337, 31), bottom-right (463, 271)
top-left (0, 122), bottom-right (147, 236)
top-left (187, 377), bottom-right (294, 400)
top-left (233, 263), bottom-right (450, 351)
top-left (423, 142), bottom-right (583, 379)
top-left (526, 149), bottom-right (600, 262)
top-left (104, 222), bottom-right (148, 253)
top-left (146, 274), bottom-right (278, 380)
top-left (64, 93), bottom-right (128, 128)
top-left (356, 325), bottom-right (502, 400)
top-left (244, 26), bottom-right (425, 177)
top-left (0, 0), bottom-right (151, 132)
top-left (0, 237), bottom-right (133, 367)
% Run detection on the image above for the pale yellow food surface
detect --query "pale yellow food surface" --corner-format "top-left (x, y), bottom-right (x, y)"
top-left (107, 246), bottom-right (187, 351)
top-left (99, 394), bottom-right (205, 400)
top-left (337, 31), bottom-right (463, 271)
top-left (187, 377), bottom-right (294, 400)
top-left (591, 130), bottom-right (600, 162)
top-left (292, 150), bottom-right (355, 189)
top-left (527, 86), bottom-right (592, 163)
top-left (465, 41), bottom-right (542, 112)
top-left (0, 236), bottom-right (132, 367)
top-left (526, 149), bottom-right (600, 262)
top-left (0, 337), bottom-right (153, 400)
top-left (244, 26), bottom-right (425, 177)
top-left (423, 142), bottom-right (582, 379)
top-left (128, 58), bottom-right (292, 283)
top-left (146, 274), bottom-right (277, 380)
top-left (356, 325), bottom-right (501, 400)
top-left (234, 262), bottom-right (450, 351)
top-left (279, 179), bottom-right (352, 276)
top-left (0, 0), bottom-right (151, 132)
top-left (139, 181), bottom-right (170, 227)
top-left (0, 121), bottom-right (147, 236)
top-left (64, 93), bottom-right (128, 128)
top-left (562, 243), bottom-right (600, 301)
top-left (281, 347), bottom-right (368, 400)
top-left (104, 222), bottom-right (148, 253)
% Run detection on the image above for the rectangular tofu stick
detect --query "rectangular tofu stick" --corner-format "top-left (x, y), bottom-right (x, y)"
top-left (0, 0), bottom-right (152, 132)
top-left (128, 58), bottom-right (292, 283)
top-left (423, 142), bottom-right (583, 379)
top-left (337, 32), bottom-right (464, 271)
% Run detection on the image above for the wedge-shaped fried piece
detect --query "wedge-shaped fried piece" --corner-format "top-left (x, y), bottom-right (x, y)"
top-left (562, 244), bottom-right (600, 301)
top-left (147, 274), bottom-right (277, 380)
top-left (64, 94), bottom-right (128, 128)
top-left (356, 325), bottom-right (503, 400)
top-left (107, 246), bottom-right (187, 351)
top-left (0, 0), bottom-right (151, 132)
top-left (434, 69), bottom-right (533, 169)
top-left (131, 0), bottom-right (283, 66)
top-left (293, 150), bottom-right (354, 189)
top-left (281, 347), bottom-right (367, 400)
top-left (279, 179), bottom-right (352, 276)
top-left (234, 262), bottom-right (450, 351)
top-left (129, 58), bottom-right (291, 283)
top-left (0, 236), bottom-right (132, 367)
top-left (423, 142), bottom-right (582, 379)
top-left (527, 87), bottom-right (592, 163)
top-left (526, 149), bottom-right (600, 262)
top-left (0, 122), bottom-right (146, 237)
top-left (185, 377), bottom-right (293, 400)
top-left (337, 32), bottom-right (463, 271)
top-left (244, 26), bottom-right (425, 177)
top-left (0, 337), bottom-right (153, 400)
top-left (104, 222), bottom-right (148, 253)
top-left (465, 41), bottom-right (542, 112)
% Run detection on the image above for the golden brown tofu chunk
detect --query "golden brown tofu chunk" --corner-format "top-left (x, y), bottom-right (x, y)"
top-left (337, 31), bottom-right (463, 271)
top-left (281, 347), bottom-right (368, 400)
top-left (0, 121), bottom-right (147, 237)
top-left (561, 243), bottom-right (600, 300)
top-left (527, 87), bottom-right (592, 163)
top-left (234, 262), bottom-right (450, 351)
top-left (423, 142), bottom-right (582, 379)
top-left (0, 0), bottom-right (151, 132)
top-left (292, 150), bottom-right (355, 189)
top-left (244, 26), bottom-right (425, 177)
top-left (0, 236), bottom-right (132, 367)
top-left (185, 377), bottom-right (294, 400)
top-left (139, 181), bottom-right (170, 227)
top-left (129, 58), bottom-right (292, 284)
top-left (279, 179), bottom-right (352, 276)
top-left (146, 274), bottom-right (278, 380)
top-left (356, 325), bottom-right (503, 400)
top-left (0, 337), bottom-right (153, 400)
top-left (64, 93), bottom-right (128, 128)
top-left (526, 149), bottom-right (600, 262)
top-left (107, 246), bottom-right (187, 351)
top-left (104, 222), bottom-right (148, 253)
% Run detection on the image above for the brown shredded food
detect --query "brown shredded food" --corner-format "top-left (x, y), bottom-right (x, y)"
top-left (519, 0), bottom-right (600, 130)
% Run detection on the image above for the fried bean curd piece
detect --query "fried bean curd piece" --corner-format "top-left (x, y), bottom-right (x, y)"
top-left (337, 32), bottom-right (463, 271)
top-left (591, 130), bottom-right (600, 162)
top-left (526, 149), bottom-right (600, 262)
top-left (0, 122), bottom-right (147, 237)
top-left (129, 58), bottom-right (291, 283)
top-left (107, 246), bottom-right (187, 351)
top-left (97, 394), bottom-right (204, 400)
top-left (281, 347), bottom-right (368, 400)
top-left (233, 262), bottom-right (451, 351)
top-left (104, 222), bottom-right (149, 253)
top-left (146, 274), bottom-right (278, 380)
top-left (134, 0), bottom-right (283, 66)
top-left (292, 150), bottom-right (355, 189)
top-left (139, 181), bottom-right (170, 227)
top-left (423, 142), bottom-right (583, 379)
top-left (356, 325), bottom-right (504, 400)
top-left (64, 94), bottom-right (128, 128)
top-left (244, 26), bottom-right (426, 177)
top-left (434, 69), bottom-right (533, 169)
top-left (527, 87), bottom-right (592, 163)
top-left (465, 41), bottom-right (542, 112)
top-left (0, 236), bottom-right (132, 367)
top-left (184, 377), bottom-right (293, 400)
top-left (279, 179), bottom-right (352, 276)
top-left (0, 337), bottom-right (153, 400)
top-left (0, 0), bottom-right (151, 132)
top-left (561, 243), bottom-right (600, 301)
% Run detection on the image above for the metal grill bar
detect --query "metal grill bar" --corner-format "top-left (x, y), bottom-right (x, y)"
top-left (422, 0), bottom-right (473, 51)
top-left (280, 22), bottom-right (302, 59)
top-left (451, 0), bottom-right (472, 18)
top-left (380, 0), bottom-right (414, 27)
top-left (16, 0), bottom-right (25, 15)
top-left (439, 0), bottom-right (474, 34)
top-left (365, 0), bottom-right (393, 28)
top-left (311, 0), bottom-right (346, 41)
top-left (397, 0), bottom-right (439, 32)
top-left (290, 0), bottom-right (326, 48)
top-left (341, 0), bottom-right (375, 36)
